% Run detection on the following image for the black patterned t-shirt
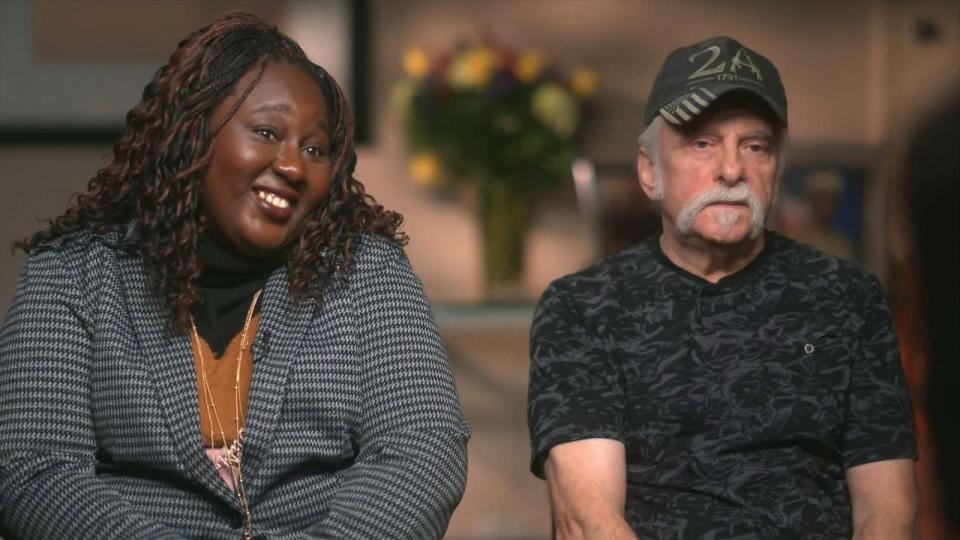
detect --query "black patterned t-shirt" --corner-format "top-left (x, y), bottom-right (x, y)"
top-left (528, 231), bottom-right (916, 538)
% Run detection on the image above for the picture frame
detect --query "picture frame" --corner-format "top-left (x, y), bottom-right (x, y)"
top-left (0, 0), bottom-right (370, 144)
top-left (771, 145), bottom-right (878, 268)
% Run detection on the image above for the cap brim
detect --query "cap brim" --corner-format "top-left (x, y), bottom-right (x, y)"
top-left (658, 83), bottom-right (787, 127)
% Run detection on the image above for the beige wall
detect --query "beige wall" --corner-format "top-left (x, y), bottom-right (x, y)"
top-left (0, 2), bottom-right (957, 537)
top-left (2, 0), bottom-right (958, 311)
top-left (344, 0), bottom-right (960, 303)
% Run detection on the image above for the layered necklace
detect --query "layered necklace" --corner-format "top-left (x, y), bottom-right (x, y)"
top-left (191, 288), bottom-right (261, 540)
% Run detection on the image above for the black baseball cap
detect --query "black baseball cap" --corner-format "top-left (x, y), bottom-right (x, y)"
top-left (643, 36), bottom-right (787, 128)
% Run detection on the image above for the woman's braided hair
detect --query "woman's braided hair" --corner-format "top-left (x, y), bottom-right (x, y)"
top-left (16, 12), bottom-right (406, 330)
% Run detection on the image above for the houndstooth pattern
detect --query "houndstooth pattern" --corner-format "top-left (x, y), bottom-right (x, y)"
top-left (0, 227), bottom-right (470, 539)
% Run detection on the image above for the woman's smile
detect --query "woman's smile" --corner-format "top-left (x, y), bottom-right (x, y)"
top-left (252, 184), bottom-right (300, 219)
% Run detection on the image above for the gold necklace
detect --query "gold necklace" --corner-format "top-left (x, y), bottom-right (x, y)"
top-left (191, 288), bottom-right (261, 540)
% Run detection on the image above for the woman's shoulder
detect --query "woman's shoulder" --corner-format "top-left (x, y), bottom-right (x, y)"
top-left (341, 233), bottom-right (420, 299)
top-left (25, 225), bottom-right (133, 280)
top-left (351, 233), bottom-right (408, 272)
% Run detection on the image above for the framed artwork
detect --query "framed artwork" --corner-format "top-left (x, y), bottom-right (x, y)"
top-left (772, 148), bottom-right (874, 265)
top-left (0, 0), bottom-right (370, 143)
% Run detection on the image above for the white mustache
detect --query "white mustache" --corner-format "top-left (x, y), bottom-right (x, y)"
top-left (676, 183), bottom-right (766, 238)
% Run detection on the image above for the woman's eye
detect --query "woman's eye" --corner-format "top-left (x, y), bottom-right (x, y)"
top-left (254, 128), bottom-right (277, 141)
top-left (304, 146), bottom-right (327, 159)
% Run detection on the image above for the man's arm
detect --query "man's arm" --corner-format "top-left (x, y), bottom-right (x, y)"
top-left (841, 275), bottom-right (918, 539)
top-left (545, 438), bottom-right (638, 540)
top-left (846, 459), bottom-right (918, 540)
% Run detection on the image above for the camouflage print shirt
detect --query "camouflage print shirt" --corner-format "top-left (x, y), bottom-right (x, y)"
top-left (528, 231), bottom-right (916, 539)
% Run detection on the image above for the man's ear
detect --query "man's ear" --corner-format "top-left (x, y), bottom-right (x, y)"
top-left (637, 149), bottom-right (660, 201)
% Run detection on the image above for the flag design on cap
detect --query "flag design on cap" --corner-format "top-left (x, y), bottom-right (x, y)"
top-left (659, 87), bottom-right (719, 125)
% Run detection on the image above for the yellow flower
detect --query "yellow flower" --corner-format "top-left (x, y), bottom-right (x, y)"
top-left (515, 51), bottom-right (543, 83)
top-left (409, 153), bottom-right (442, 187)
top-left (403, 48), bottom-right (431, 79)
top-left (448, 46), bottom-right (498, 89)
top-left (532, 84), bottom-right (578, 138)
top-left (571, 69), bottom-right (598, 97)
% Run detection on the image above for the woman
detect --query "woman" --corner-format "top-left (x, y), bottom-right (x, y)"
top-left (0, 13), bottom-right (469, 539)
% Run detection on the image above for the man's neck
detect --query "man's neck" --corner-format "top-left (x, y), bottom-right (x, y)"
top-left (658, 231), bottom-right (766, 283)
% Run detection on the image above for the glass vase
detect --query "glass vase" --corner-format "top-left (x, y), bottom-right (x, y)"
top-left (479, 179), bottom-right (533, 300)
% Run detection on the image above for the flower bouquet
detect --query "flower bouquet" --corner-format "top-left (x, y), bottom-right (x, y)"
top-left (397, 40), bottom-right (596, 294)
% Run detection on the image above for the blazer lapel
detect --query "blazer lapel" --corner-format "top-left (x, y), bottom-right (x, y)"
top-left (118, 251), bottom-right (241, 509)
top-left (242, 268), bottom-right (313, 494)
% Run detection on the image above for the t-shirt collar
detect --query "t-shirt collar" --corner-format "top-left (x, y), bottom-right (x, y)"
top-left (650, 230), bottom-right (776, 290)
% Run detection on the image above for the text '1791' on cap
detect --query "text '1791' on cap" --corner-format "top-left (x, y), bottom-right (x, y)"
top-left (643, 36), bottom-right (787, 128)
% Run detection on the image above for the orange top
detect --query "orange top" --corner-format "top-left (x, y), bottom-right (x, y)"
top-left (191, 313), bottom-right (259, 448)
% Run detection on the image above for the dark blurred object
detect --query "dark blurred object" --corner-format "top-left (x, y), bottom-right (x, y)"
top-left (572, 159), bottom-right (660, 257)
top-left (914, 17), bottom-right (942, 44)
top-left (903, 95), bottom-right (960, 533)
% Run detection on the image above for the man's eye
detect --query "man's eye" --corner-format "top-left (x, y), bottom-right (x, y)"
top-left (746, 143), bottom-right (770, 153)
top-left (692, 140), bottom-right (712, 150)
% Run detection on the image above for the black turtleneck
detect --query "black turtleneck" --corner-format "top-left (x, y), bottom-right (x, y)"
top-left (193, 235), bottom-right (287, 357)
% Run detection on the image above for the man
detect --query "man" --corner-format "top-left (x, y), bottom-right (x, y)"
top-left (528, 36), bottom-right (917, 539)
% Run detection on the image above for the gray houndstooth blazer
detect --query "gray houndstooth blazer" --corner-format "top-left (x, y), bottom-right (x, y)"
top-left (0, 225), bottom-right (470, 539)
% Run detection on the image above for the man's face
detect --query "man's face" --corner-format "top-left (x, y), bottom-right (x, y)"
top-left (639, 106), bottom-right (782, 247)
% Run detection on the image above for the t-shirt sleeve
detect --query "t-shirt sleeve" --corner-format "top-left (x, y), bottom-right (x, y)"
top-left (527, 281), bottom-right (625, 479)
top-left (842, 276), bottom-right (918, 468)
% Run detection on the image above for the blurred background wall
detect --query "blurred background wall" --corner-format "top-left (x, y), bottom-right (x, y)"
top-left (1, 1), bottom-right (957, 539)
top-left (2, 0), bottom-right (958, 307)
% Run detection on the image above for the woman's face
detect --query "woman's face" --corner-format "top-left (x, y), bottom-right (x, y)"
top-left (201, 62), bottom-right (334, 258)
